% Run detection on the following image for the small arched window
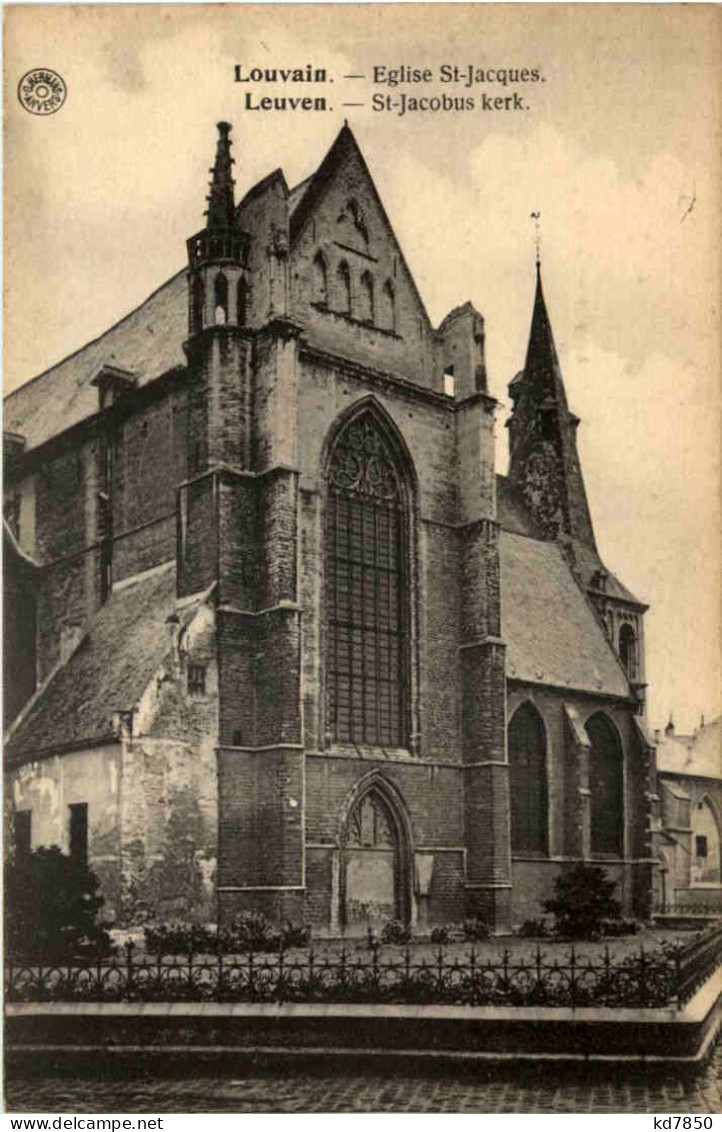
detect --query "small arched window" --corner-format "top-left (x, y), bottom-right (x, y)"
top-left (237, 276), bottom-right (249, 326)
top-left (508, 703), bottom-right (548, 854)
top-left (313, 252), bottom-right (328, 306)
top-left (214, 273), bottom-right (228, 324)
top-left (337, 261), bottom-right (351, 315)
top-left (380, 280), bottom-right (396, 332)
top-left (586, 713), bottom-right (624, 856)
top-left (619, 624), bottom-right (637, 680)
top-left (359, 272), bottom-right (374, 324)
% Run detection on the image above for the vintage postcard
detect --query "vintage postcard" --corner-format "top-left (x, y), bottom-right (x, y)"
top-left (3, 3), bottom-right (720, 1117)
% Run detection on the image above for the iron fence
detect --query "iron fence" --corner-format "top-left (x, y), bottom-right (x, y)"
top-left (6, 925), bottom-right (721, 1010)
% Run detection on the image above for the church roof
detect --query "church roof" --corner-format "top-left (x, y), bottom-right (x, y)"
top-left (496, 475), bottom-right (544, 538)
top-left (5, 562), bottom-right (198, 760)
top-left (500, 530), bottom-right (630, 697)
top-left (4, 271), bottom-right (188, 452)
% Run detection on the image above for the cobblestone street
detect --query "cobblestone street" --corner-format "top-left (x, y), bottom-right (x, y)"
top-left (7, 1043), bottom-right (720, 1113)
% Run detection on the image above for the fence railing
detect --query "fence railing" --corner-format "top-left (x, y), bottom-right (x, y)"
top-left (6, 926), bottom-right (721, 1010)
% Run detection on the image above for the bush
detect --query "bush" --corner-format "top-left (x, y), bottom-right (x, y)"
top-left (517, 917), bottom-right (548, 939)
top-left (601, 918), bottom-right (638, 937)
top-left (543, 863), bottom-right (621, 939)
top-left (461, 917), bottom-right (490, 942)
top-left (430, 925), bottom-right (451, 945)
top-left (143, 922), bottom-right (215, 956)
top-left (379, 919), bottom-right (411, 945)
top-left (144, 912), bottom-right (310, 956)
top-left (5, 846), bottom-right (114, 960)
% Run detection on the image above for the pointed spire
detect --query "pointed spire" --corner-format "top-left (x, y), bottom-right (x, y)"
top-left (665, 714), bottom-right (675, 735)
top-left (205, 121), bottom-right (236, 232)
top-left (506, 262), bottom-right (597, 550)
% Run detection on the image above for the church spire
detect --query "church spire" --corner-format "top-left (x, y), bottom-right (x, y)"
top-left (506, 264), bottom-right (597, 551)
top-left (205, 121), bottom-right (236, 233)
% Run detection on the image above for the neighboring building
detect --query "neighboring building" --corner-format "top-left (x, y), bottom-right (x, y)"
top-left (4, 123), bottom-right (654, 933)
top-left (652, 717), bottom-right (722, 913)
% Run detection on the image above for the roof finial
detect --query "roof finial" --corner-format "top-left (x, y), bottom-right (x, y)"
top-left (530, 211), bottom-right (541, 269)
top-left (205, 121), bottom-right (236, 232)
top-left (665, 713), bottom-right (674, 735)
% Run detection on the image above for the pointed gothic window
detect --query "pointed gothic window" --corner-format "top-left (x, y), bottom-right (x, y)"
top-left (586, 713), bottom-right (624, 856)
top-left (692, 797), bottom-right (720, 884)
top-left (359, 272), bottom-right (374, 324)
top-left (619, 624), bottom-right (638, 680)
top-left (337, 261), bottom-right (351, 315)
top-left (508, 702), bottom-right (548, 854)
top-left (312, 252), bottom-right (328, 306)
top-left (214, 273), bottom-right (228, 324)
top-left (325, 411), bottom-right (409, 748)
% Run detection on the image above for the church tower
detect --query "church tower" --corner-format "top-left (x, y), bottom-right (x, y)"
top-left (506, 263), bottom-right (596, 550)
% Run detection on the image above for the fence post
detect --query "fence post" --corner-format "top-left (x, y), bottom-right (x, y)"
top-left (248, 945), bottom-right (254, 998)
top-left (570, 945), bottom-right (576, 1009)
top-left (535, 943), bottom-right (542, 985)
top-left (470, 946), bottom-right (476, 1004)
top-left (604, 943), bottom-right (610, 1007)
top-left (638, 943), bottom-right (646, 1007)
top-left (675, 945), bottom-right (682, 1011)
top-left (503, 948), bottom-right (510, 1003)
top-left (125, 940), bottom-right (135, 995)
top-left (372, 940), bottom-right (379, 989)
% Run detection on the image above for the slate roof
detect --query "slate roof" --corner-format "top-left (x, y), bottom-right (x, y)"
top-left (496, 476), bottom-right (644, 608)
top-left (5, 562), bottom-right (193, 758)
top-left (496, 475), bottom-right (543, 539)
top-left (4, 271), bottom-right (188, 452)
top-left (500, 530), bottom-right (630, 697)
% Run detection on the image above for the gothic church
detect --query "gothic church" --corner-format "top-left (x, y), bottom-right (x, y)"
top-left (4, 123), bottom-right (655, 933)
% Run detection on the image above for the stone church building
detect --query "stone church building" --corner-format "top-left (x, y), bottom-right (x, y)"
top-left (4, 123), bottom-right (656, 933)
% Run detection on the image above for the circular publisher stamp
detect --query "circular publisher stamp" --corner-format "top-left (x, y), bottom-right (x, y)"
top-left (18, 68), bottom-right (67, 115)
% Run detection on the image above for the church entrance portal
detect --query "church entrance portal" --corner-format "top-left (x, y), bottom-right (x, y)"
top-left (342, 789), bottom-right (407, 932)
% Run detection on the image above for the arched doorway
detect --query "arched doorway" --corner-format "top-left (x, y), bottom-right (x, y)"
top-left (341, 787), bottom-right (409, 932)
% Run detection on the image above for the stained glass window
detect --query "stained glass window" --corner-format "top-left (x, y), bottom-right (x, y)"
top-left (326, 412), bottom-right (408, 748)
top-left (509, 703), bottom-right (548, 854)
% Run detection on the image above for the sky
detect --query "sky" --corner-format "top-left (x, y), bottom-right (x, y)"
top-left (4, 4), bottom-right (720, 735)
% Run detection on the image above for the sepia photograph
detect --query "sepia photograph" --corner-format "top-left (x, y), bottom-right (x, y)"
top-left (3, 3), bottom-right (720, 1117)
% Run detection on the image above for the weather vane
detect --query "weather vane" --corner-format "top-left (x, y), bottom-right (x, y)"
top-left (530, 211), bottom-right (541, 266)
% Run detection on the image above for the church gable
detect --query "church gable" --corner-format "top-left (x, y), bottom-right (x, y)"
top-left (290, 127), bottom-right (438, 388)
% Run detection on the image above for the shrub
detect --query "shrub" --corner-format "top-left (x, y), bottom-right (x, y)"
top-left (517, 917), bottom-right (548, 939)
top-left (430, 925), bottom-right (451, 945)
top-left (281, 921), bottom-right (311, 949)
top-left (5, 846), bottom-right (114, 960)
top-left (543, 863), bottom-right (621, 939)
top-left (143, 922), bottom-right (215, 956)
top-left (461, 917), bottom-right (490, 942)
top-left (601, 918), bottom-right (638, 937)
top-left (379, 919), bottom-right (411, 945)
